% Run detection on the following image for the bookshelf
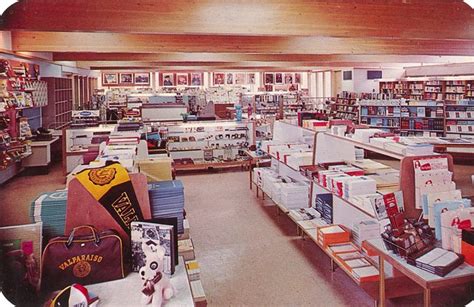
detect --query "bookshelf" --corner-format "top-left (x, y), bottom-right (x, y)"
top-left (444, 100), bottom-right (474, 137)
top-left (331, 96), bottom-right (359, 123)
top-left (42, 77), bottom-right (73, 129)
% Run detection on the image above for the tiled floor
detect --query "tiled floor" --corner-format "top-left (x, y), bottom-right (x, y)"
top-left (1, 163), bottom-right (474, 306)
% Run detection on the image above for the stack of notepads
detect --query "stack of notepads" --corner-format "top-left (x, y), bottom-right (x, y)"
top-left (148, 180), bottom-right (185, 234)
top-left (30, 190), bottom-right (68, 242)
top-left (410, 247), bottom-right (463, 276)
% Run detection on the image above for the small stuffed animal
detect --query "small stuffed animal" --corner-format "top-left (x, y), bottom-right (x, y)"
top-left (139, 244), bottom-right (175, 307)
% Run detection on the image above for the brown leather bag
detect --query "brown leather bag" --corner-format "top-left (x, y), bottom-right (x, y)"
top-left (41, 226), bottom-right (126, 293)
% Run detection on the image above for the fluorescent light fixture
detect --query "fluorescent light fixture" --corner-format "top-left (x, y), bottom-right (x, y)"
top-left (464, 0), bottom-right (474, 8)
top-left (0, 0), bottom-right (17, 15)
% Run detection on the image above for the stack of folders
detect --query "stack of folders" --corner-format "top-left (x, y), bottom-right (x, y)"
top-left (317, 225), bottom-right (351, 247)
top-left (352, 220), bottom-right (381, 247)
top-left (30, 190), bottom-right (68, 242)
top-left (412, 247), bottom-right (463, 276)
top-left (280, 182), bottom-right (309, 209)
top-left (148, 180), bottom-right (185, 234)
top-left (315, 193), bottom-right (333, 224)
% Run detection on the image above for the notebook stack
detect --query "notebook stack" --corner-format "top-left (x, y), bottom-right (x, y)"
top-left (30, 190), bottom-right (68, 242)
top-left (148, 180), bottom-right (185, 234)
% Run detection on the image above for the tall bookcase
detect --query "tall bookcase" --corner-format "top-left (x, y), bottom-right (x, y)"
top-left (42, 77), bottom-right (73, 129)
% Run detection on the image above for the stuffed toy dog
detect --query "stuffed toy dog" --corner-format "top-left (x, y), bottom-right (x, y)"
top-left (139, 244), bottom-right (174, 307)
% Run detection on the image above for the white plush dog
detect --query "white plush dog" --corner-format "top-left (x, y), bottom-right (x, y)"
top-left (140, 244), bottom-right (175, 307)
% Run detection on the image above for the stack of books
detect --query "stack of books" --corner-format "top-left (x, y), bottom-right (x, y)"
top-left (148, 180), bottom-right (185, 234)
top-left (315, 193), bottom-right (333, 224)
top-left (30, 190), bottom-right (68, 242)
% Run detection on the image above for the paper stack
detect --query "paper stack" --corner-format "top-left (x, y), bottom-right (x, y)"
top-left (30, 190), bottom-right (68, 242)
top-left (148, 180), bottom-right (185, 234)
top-left (352, 265), bottom-right (379, 282)
top-left (349, 194), bottom-right (383, 218)
top-left (405, 144), bottom-right (434, 156)
top-left (280, 182), bottom-right (309, 209)
top-left (344, 176), bottom-right (377, 198)
top-left (262, 172), bottom-right (283, 198)
top-left (352, 220), bottom-right (381, 247)
top-left (350, 159), bottom-right (391, 174)
top-left (383, 142), bottom-right (407, 155)
top-left (353, 129), bottom-right (384, 143)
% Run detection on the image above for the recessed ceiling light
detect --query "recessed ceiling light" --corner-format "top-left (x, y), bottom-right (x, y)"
top-left (464, 0), bottom-right (474, 9)
top-left (0, 1), bottom-right (17, 15)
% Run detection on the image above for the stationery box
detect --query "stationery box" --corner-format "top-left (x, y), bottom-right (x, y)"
top-left (462, 228), bottom-right (474, 266)
top-left (317, 225), bottom-right (351, 247)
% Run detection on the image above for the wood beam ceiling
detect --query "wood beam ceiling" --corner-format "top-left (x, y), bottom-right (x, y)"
top-left (53, 53), bottom-right (474, 64)
top-left (3, 0), bottom-right (473, 40)
top-left (11, 31), bottom-right (474, 56)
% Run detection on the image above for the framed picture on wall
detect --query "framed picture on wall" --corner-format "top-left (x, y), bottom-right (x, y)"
top-left (102, 73), bottom-right (118, 85)
top-left (134, 73), bottom-right (150, 85)
top-left (190, 73), bottom-right (202, 86)
top-left (247, 73), bottom-right (255, 84)
top-left (213, 73), bottom-right (225, 85)
top-left (295, 73), bottom-right (301, 84)
top-left (119, 73), bottom-right (133, 85)
top-left (162, 73), bottom-right (174, 86)
top-left (275, 73), bottom-right (283, 84)
top-left (235, 73), bottom-right (245, 85)
top-left (264, 73), bottom-right (274, 84)
top-left (176, 73), bottom-right (189, 85)
top-left (284, 73), bottom-right (293, 84)
top-left (226, 73), bottom-right (234, 85)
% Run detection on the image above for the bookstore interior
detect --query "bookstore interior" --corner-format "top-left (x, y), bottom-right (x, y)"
top-left (3, 1), bottom-right (474, 306)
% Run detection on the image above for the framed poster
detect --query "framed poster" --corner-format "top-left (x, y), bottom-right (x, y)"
top-left (102, 73), bottom-right (118, 85)
top-left (284, 73), bottom-right (293, 84)
top-left (162, 73), bottom-right (174, 86)
top-left (190, 73), bottom-right (202, 86)
top-left (119, 73), bottom-right (133, 85)
top-left (264, 73), bottom-right (274, 84)
top-left (295, 73), bottom-right (301, 84)
top-left (176, 73), bottom-right (188, 85)
top-left (275, 73), bottom-right (283, 84)
top-left (226, 73), bottom-right (234, 85)
top-left (247, 73), bottom-right (255, 84)
top-left (235, 73), bottom-right (245, 85)
top-left (134, 73), bottom-right (150, 85)
top-left (214, 73), bottom-right (225, 85)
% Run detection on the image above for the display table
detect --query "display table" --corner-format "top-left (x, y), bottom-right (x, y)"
top-left (243, 149), bottom-right (271, 190)
top-left (86, 257), bottom-right (194, 306)
top-left (22, 137), bottom-right (60, 168)
top-left (366, 238), bottom-right (474, 307)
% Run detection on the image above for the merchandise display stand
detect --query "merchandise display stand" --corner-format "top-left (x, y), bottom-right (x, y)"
top-left (21, 137), bottom-right (60, 169)
top-left (249, 120), bottom-right (474, 306)
top-left (366, 238), bottom-right (474, 307)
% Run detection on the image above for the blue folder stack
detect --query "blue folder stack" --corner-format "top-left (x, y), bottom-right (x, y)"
top-left (148, 180), bottom-right (185, 234)
top-left (30, 190), bottom-right (68, 242)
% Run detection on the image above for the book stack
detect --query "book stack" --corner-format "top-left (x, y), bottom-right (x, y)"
top-left (317, 225), bottom-right (351, 247)
top-left (30, 190), bottom-right (68, 242)
top-left (405, 144), bottom-right (434, 156)
top-left (351, 220), bottom-right (381, 247)
top-left (279, 182), bottom-right (309, 209)
top-left (148, 180), bottom-right (185, 234)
